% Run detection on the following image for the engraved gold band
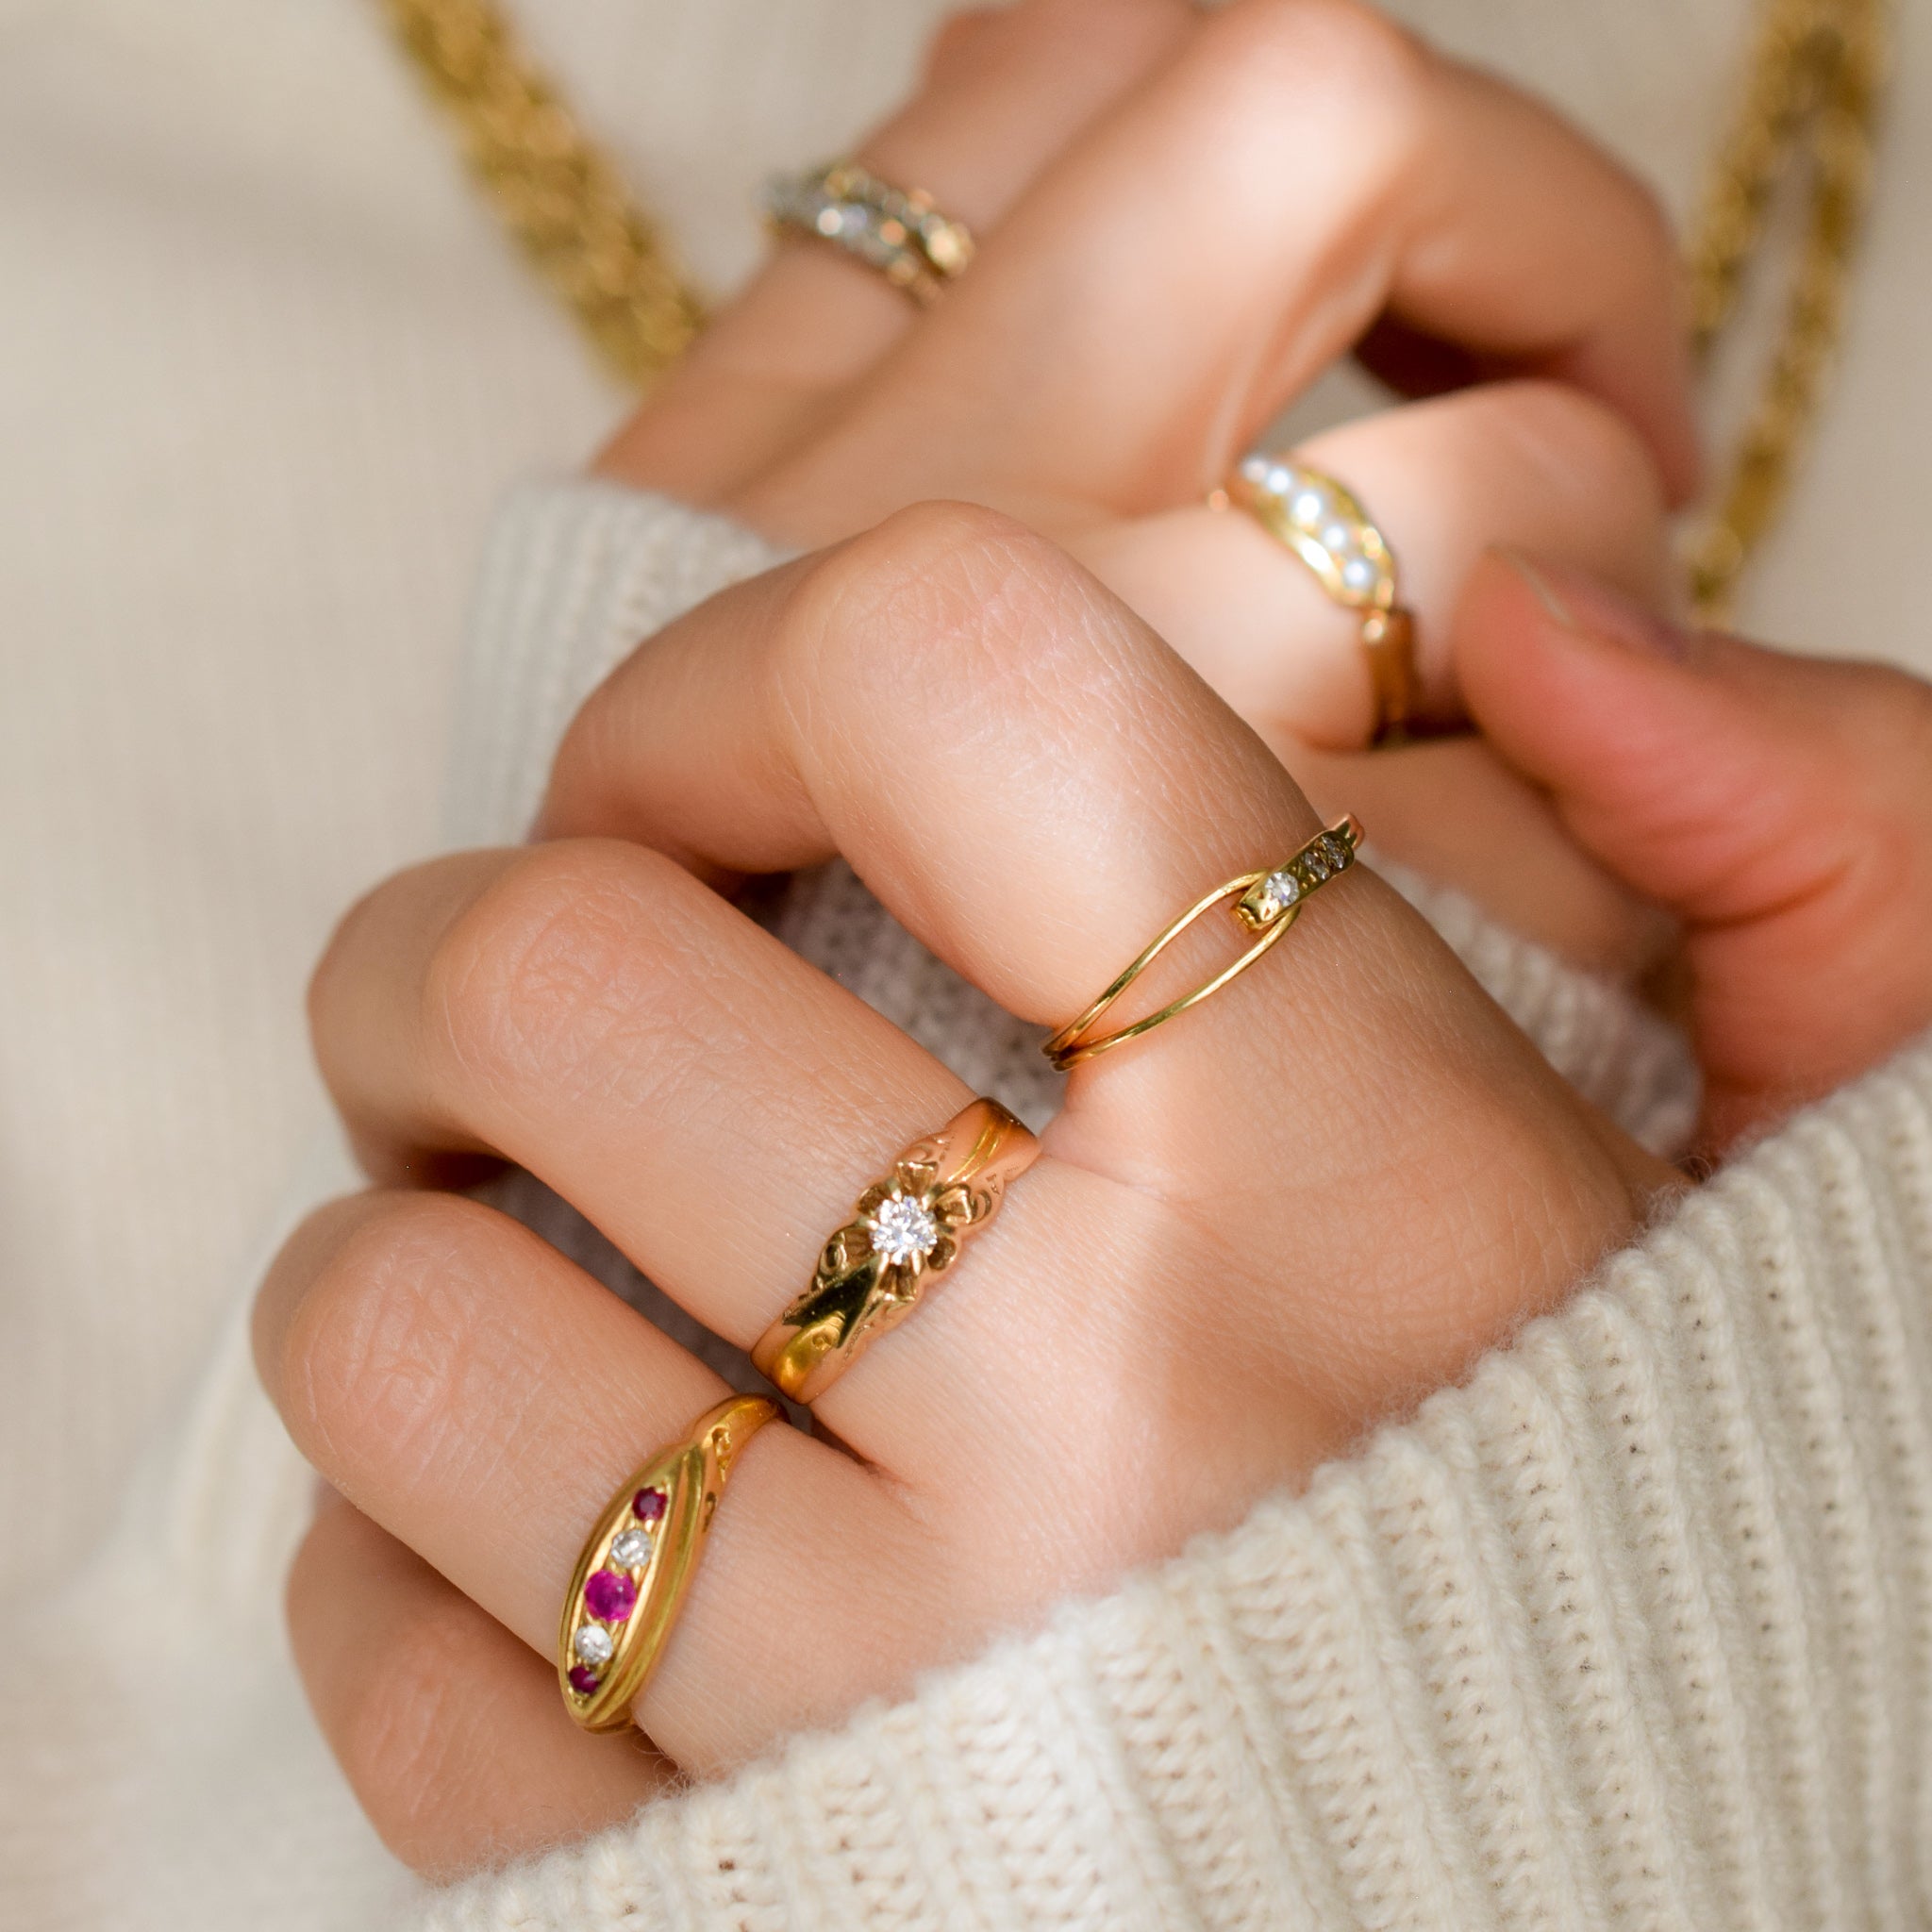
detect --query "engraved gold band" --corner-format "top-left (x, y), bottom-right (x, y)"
top-left (751, 1099), bottom-right (1039, 1404)
top-left (1214, 458), bottom-right (1419, 745)
top-left (764, 160), bottom-right (974, 306)
top-left (558, 1394), bottom-right (777, 1733)
top-left (1041, 817), bottom-right (1362, 1072)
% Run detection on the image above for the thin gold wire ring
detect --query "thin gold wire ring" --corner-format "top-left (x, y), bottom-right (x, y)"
top-left (1042, 817), bottom-right (1361, 1072)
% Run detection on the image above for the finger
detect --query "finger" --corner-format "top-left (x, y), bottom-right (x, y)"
top-left (598, 0), bottom-right (1195, 503)
top-left (737, 0), bottom-right (1697, 542)
top-left (1456, 550), bottom-right (1932, 1144)
top-left (1078, 377), bottom-right (1673, 747)
top-left (255, 1191), bottom-right (929, 1769)
top-left (286, 1491), bottom-right (665, 1879)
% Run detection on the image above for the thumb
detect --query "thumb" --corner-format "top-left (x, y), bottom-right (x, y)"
top-left (1454, 549), bottom-right (1932, 1147)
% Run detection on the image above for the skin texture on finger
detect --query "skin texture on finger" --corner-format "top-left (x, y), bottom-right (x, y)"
top-left (1075, 377), bottom-right (1673, 747)
top-left (1456, 551), bottom-right (1932, 1147)
top-left (253, 1191), bottom-right (938, 1773)
top-left (288, 1493), bottom-right (666, 1879)
top-left (729, 0), bottom-right (1697, 546)
top-left (597, 0), bottom-right (1196, 504)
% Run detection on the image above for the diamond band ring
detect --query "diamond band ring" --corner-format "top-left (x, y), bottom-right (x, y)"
top-left (1213, 458), bottom-right (1419, 745)
top-left (1041, 817), bottom-right (1362, 1071)
top-left (751, 1099), bottom-right (1039, 1404)
top-left (764, 160), bottom-right (974, 306)
top-left (559, 1394), bottom-right (778, 1732)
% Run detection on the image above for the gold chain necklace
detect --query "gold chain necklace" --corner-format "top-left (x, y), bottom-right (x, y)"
top-left (1683, 0), bottom-right (1887, 616)
top-left (378, 0), bottom-right (703, 383)
top-left (379, 0), bottom-right (1888, 623)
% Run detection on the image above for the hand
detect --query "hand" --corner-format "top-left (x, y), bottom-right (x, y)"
top-left (600, 0), bottom-right (1699, 976)
top-left (257, 512), bottom-right (1678, 1876)
top-left (1451, 550), bottom-right (1932, 1150)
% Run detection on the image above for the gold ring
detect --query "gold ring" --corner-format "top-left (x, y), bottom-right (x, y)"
top-left (751, 1099), bottom-right (1038, 1404)
top-left (763, 160), bottom-right (974, 306)
top-left (1212, 458), bottom-right (1419, 744)
top-left (559, 1393), bottom-right (777, 1733)
top-left (1041, 817), bottom-right (1361, 1071)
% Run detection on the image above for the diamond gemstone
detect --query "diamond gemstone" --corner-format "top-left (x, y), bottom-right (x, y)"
top-left (573, 1624), bottom-right (614, 1667)
top-left (609, 1528), bottom-right (654, 1569)
top-left (1341, 556), bottom-right (1378, 594)
top-left (872, 1193), bottom-right (940, 1264)
top-left (1256, 870), bottom-right (1301, 918)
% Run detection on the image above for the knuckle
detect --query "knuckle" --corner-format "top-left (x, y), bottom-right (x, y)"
top-left (783, 502), bottom-right (1096, 701)
top-left (425, 840), bottom-right (694, 1108)
top-left (923, 0), bottom-right (1184, 91)
top-left (272, 1192), bottom-right (501, 1488)
top-left (308, 853), bottom-right (510, 1098)
top-left (919, 5), bottom-right (999, 84)
top-left (1209, 0), bottom-right (1431, 144)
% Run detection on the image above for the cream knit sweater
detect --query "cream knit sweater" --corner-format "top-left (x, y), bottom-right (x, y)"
top-left (413, 481), bottom-right (1924, 1929)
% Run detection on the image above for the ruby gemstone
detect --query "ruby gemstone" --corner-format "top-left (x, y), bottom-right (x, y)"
top-left (632, 1487), bottom-right (667, 1524)
top-left (568, 1665), bottom-right (600, 1695)
top-left (584, 1568), bottom-right (638, 1622)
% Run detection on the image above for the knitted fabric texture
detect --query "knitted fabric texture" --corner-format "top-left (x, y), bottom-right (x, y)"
top-left (422, 483), bottom-right (1932, 1928)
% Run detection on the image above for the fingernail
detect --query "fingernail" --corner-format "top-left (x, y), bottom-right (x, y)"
top-left (1496, 550), bottom-right (1694, 663)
